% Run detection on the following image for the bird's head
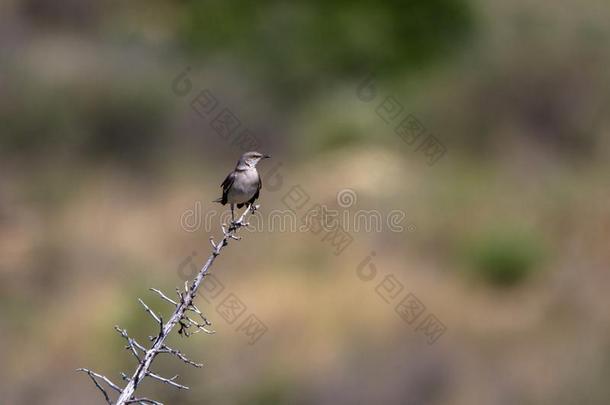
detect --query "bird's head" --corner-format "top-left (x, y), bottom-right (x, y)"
top-left (238, 151), bottom-right (271, 168)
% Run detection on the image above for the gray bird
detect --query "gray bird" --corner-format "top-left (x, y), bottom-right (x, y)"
top-left (214, 151), bottom-right (271, 222)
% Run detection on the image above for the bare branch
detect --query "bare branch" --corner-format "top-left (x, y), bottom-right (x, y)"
top-left (137, 298), bottom-right (162, 326)
top-left (114, 326), bottom-right (146, 361)
top-left (146, 372), bottom-right (189, 390)
top-left (159, 344), bottom-right (203, 368)
top-left (149, 288), bottom-right (178, 306)
top-left (187, 303), bottom-right (213, 326)
top-left (184, 316), bottom-right (215, 334)
top-left (81, 204), bottom-right (257, 405)
top-left (77, 368), bottom-right (122, 404)
top-left (126, 398), bottom-right (164, 405)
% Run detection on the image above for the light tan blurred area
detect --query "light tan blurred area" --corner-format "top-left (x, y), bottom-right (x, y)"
top-left (1, 0), bottom-right (610, 404)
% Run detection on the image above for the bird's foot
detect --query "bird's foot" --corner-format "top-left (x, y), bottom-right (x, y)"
top-left (228, 221), bottom-right (238, 232)
top-left (228, 219), bottom-right (247, 232)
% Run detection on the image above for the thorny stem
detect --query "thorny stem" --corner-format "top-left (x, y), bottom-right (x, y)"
top-left (79, 204), bottom-right (257, 405)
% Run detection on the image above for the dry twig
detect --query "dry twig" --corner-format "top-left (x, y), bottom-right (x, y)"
top-left (78, 205), bottom-right (257, 404)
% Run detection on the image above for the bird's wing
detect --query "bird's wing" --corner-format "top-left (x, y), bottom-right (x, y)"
top-left (218, 171), bottom-right (236, 204)
top-left (247, 172), bottom-right (262, 205)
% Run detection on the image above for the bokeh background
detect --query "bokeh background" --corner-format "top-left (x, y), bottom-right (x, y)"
top-left (1, 0), bottom-right (610, 404)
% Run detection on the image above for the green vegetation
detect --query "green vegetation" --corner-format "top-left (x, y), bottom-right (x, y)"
top-left (180, 0), bottom-right (474, 99)
top-left (465, 228), bottom-right (545, 287)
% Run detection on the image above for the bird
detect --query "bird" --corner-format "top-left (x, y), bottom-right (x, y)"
top-left (214, 151), bottom-right (271, 223)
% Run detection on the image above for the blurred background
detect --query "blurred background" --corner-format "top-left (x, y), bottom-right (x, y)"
top-left (1, 0), bottom-right (610, 404)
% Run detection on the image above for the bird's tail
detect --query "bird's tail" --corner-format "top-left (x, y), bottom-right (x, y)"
top-left (212, 197), bottom-right (225, 204)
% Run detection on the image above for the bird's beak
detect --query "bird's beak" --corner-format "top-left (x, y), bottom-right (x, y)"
top-left (263, 154), bottom-right (271, 159)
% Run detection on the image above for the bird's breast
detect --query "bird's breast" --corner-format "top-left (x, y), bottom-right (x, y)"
top-left (227, 169), bottom-right (259, 204)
